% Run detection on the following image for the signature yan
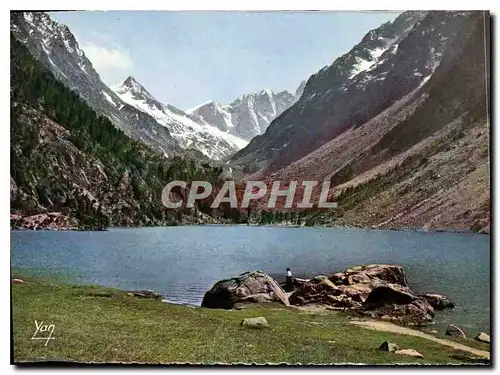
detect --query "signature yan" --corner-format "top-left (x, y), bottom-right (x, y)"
top-left (31, 320), bottom-right (55, 346)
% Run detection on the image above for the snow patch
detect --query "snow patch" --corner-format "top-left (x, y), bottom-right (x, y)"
top-left (370, 46), bottom-right (387, 60)
top-left (63, 39), bottom-right (74, 53)
top-left (185, 100), bottom-right (216, 114)
top-left (102, 91), bottom-right (118, 107)
top-left (348, 46), bottom-right (389, 79)
top-left (24, 13), bottom-right (35, 26)
top-left (349, 58), bottom-right (374, 79)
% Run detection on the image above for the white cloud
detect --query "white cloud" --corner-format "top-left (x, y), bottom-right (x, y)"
top-left (80, 43), bottom-right (134, 72)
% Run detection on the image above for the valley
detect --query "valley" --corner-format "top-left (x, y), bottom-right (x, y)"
top-left (10, 10), bottom-right (490, 233)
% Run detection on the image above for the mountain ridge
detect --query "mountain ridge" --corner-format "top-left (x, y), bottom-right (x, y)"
top-left (187, 85), bottom-right (302, 141)
top-left (230, 11), bottom-right (475, 173)
top-left (10, 34), bottom-right (231, 228)
top-left (231, 10), bottom-right (490, 232)
top-left (112, 75), bottom-right (248, 160)
top-left (11, 12), bottom-right (252, 161)
top-left (10, 10), bottom-right (489, 232)
top-left (10, 11), bottom-right (182, 157)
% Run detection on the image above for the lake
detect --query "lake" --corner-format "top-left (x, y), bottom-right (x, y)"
top-left (11, 226), bottom-right (490, 335)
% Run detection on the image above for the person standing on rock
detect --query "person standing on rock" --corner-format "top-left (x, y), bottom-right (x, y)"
top-left (285, 268), bottom-right (294, 291)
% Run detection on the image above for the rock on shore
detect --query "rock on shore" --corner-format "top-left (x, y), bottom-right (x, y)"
top-left (201, 270), bottom-right (289, 309)
top-left (202, 264), bottom-right (455, 326)
top-left (419, 293), bottom-right (456, 310)
top-left (11, 212), bottom-right (78, 230)
top-left (289, 264), bottom-right (439, 325)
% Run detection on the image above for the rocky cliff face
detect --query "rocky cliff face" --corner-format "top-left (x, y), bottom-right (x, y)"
top-left (231, 11), bottom-right (490, 233)
top-left (10, 105), bottom-right (225, 229)
top-left (231, 11), bottom-right (481, 173)
top-left (187, 88), bottom-right (299, 141)
top-left (11, 12), bottom-right (182, 157)
top-left (10, 36), bottom-right (227, 229)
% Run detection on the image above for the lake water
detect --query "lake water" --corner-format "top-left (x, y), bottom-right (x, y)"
top-left (11, 226), bottom-right (490, 335)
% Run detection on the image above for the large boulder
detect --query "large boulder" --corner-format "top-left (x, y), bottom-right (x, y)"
top-left (289, 275), bottom-right (346, 306)
top-left (419, 293), bottom-right (455, 310)
top-left (339, 264), bottom-right (409, 288)
top-left (201, 271), bottom-right (289, 309)
top-left (364, 286), bottom-right (416, 307)
top-left (12, 212), bottom-right (79, 230)
top-left (363, 286), bottom-right (434, 325)
top-left (279, 277), bottom-right (309, 291)
top-left (289, 264), bottom-right (410, 310)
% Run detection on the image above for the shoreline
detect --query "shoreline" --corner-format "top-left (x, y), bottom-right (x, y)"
top-left (10, 222), bottom-right (490, 235)
top-left (11, 277), bottom-right (490, 365)
top-left (11, 267), bottom-right (491, 336)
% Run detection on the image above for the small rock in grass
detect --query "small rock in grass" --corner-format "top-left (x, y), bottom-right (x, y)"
top-left (125, 290), bottom-right (162, 299)
top-left (12, 279), bottom-right (25, 284)
top-left (240, 317), bottom-right (268, 328)
top-left (475, 332), bottom-right (490, 343)
top-left (395, 349), bottom-right (424, 359)
top-left (379, 341), bottom-right (399, 352)
top-left (446, 324), bottom-right (467, 339)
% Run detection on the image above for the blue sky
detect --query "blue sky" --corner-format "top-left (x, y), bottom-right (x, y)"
top-left (50, 11), bottom-right (400, 110)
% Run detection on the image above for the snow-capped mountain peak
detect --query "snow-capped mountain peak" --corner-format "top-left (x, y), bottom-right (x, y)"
top-left (187, 85), bottom-right (301, 141)
top-left (114, 76), bottom-right (154, 100)
top-left (112, 76), bottom-right (248, 160)
top-left (185, 100), bottom-right (217, 115)
top-left (260, 88), bottom-right (273, 97)
top-left (11, 11), bottom-right (249, 160)
top-left (113, 76), bottom-right (165, 112)
top-left (11, 11), bottom-right (181, 157)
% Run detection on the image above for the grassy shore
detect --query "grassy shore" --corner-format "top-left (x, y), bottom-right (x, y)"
top-left (12, 277), bottom-right (489, 365)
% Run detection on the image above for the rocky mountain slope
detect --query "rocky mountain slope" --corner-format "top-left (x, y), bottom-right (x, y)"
top-left (10, 35), bottom-right (227, 229)
top-left (10, 11), bottom-right (182, 157)
top-left (10, 11), bottom-right (249, 161)
top-left (232, 11), bottom-right (481, 172)
top-left (232, 11), bottom-right (490, 233)
top-left (187, 83), bottom-right (305, 141)
top-left (112, 76), bottom-right (247, 160)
